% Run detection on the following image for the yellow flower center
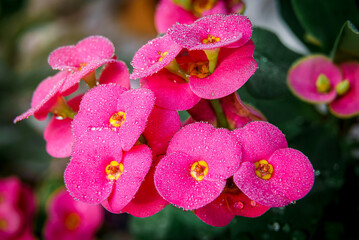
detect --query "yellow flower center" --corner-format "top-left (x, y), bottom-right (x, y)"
top-left (315, 73), bottom-right (331, 93)
top-left (158, 51), bottom-right (169, 62)
top-left (254, 160), bottom-right (273, 180)
top-left (335, 79), bottom-right (350, 96)
top-left (202, 34), bottom-right (220, 44)
top-left (188, 61), bottom-right (210, 78)
top-left (109, 111), bottom-right (126, 128)
top-left (64, 212), bottom-right (81, 231)
top-left (106, 160), bottom-right (124, 181)
top-left (0, 218), bottom-right (7, 231)
top-left (190, 160), bottom-right (209, 181)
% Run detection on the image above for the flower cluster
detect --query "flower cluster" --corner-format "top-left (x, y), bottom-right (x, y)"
top-left (287, 55), bottom-right (359, 118)
top-left (0, 177), bottom-right (36, 240)
top-left (14, 14), bottom-right (315, 227)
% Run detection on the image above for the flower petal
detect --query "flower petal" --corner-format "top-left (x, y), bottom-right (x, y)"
top-left (330, 62), bottom-right (359, 117)
top-left (140, 70), bottom-right (201, 111)
top-left (233, 121), bottom-right (288, 163)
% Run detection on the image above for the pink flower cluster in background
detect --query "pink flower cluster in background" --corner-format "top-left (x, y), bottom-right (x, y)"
top-left (0, 177), bottom-right (36, 240)
top-left (287, 55), bottom-right (359, 118)
top-left (14, 13), bottom-right (315, 227)
top-left (44, 188), bottom-right (103, 240)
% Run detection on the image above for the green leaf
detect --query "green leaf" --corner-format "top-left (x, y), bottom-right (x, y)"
top-left (130, 206), bottom-right (227, 240)
top-left (291, 0), bottom-right (359, 53)
top-left (331, 21), bottom-right (359, 63)
top-left (246, 27), bottom-right (301, 99)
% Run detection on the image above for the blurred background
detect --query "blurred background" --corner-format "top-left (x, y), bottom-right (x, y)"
top-left (1, 0), bottom-right (359, 239)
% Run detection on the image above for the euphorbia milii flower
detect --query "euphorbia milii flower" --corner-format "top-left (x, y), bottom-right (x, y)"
top-left (154, 122), bottom-right (242, 210)
top-left (64, 130), bottom-right (152, 213)
top-left (13, 71), bottom-right (68, 123)
top-left (329, 62), bottom-right (359, 117)
top-left (44, 188), bottom-right (103, 240)
top-left (130, 34), bottom-right (183, 80)
top-left (288, 55), bottom-right (359, 117)
top-left (232, 121), bottom-right (315, 207)
top-left (44, 94), bottom-right (83, 158)
top-left (155, 0), bottom-right (245, 33)
top-left (287, 55), bottom-right (342, 104)
top-left (48, 35), bottom-right (115, 95)
top-left (0, 177), bottom-right (36, 240)
top-left (168, 14), bottom-right (252, 50)
top-left (72, 84), bottom-right (155, 151)
top-left (194, 178), bottom-right (270, 227)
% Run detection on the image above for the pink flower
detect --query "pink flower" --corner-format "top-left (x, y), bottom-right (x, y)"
top-left (154, 122), bottom-right (242, 210)
top-left (64, 130), bottom-right (152, 213)
top-left (168, 14), bottom-right (252, 50)
top-left (155, 0), bottom-right (245, 33)
top-left (130, 34), bottom-right (183, 80)
top-left (287, 55), bottom-right (359, 117)
top-left (13, 71), bottom-right (68, 123)
top-left (48, 36), bottom-right (115, 95)
top-left (44, 188), bottom-right (103, 240)
top-left (194, 179), bottom-right (270, 227)
top-left (72, 84), bottom-right (155, 151)
top-left (139, 40), bottom-right (256, 110)
top-left (287, 55), bottom-right (342, 103)
top-left (0, 177), bottom-right (36, 240)
top-left (232, 121), bottom-right (315, 207)
top-left (43, 94), bottom-right (82, 158)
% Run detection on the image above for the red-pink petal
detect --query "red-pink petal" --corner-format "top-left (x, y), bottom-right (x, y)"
top-left (143, 106), bottom-right (181, 156)
top-left (154, 151), bottom-right (226, 210)
top-left (287, 55), bottom-right (341, 103)
top-left (122, 156), bottom-right (168, 217)
top-left (130, 34), bottom-right (182, 79)
top-left (44, 95), bottom-right (82, 158)
top-left (99, 60), bottom-right (130, 89)
top-left (102, 145), bottom-right (152, 213)
top-left (233, 121), bottom-right (288, 163)
top-left (48, 36), bottom-right (115, 70)
top-left (194, 192), bottom-right (235, 227)
top-left (140, 70), bottom-right (201, 111)
top-left (168, 14), bottom-right (252, 50)
top-left (330, 62), bottom-right (359, 117)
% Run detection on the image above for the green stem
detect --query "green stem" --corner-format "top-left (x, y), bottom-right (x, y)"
top-left (210, 99), bottom-right (228, 128)
top-left (51, 97), bottom-right (76, 119)
top-left (83, 71), bottom-right (97, 88)
top-left (165, 59), bottom-right (189, 82)
top-left (204, 48), bottom-right (220, 73)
